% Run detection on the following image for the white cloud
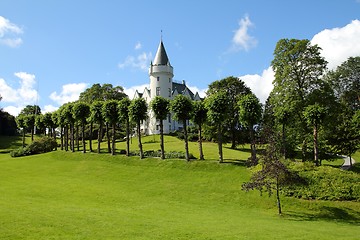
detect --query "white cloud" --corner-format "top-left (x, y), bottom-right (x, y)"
top-left (123, 84), bottom-right (149, 99)
top-left (49, 83), bottom-right (88, 105)
top-left (0, 72), bottom-right (38, 104)
top-left (135, 42), bottom-right (142, 50)
top-left (0, 16), bottom-right (23, 48)
top-left (118, 52), bottom-right (153, 71)
top-left (231, 15), bottom-right (257, 52)
top-left (240, 67), bottom-right (274, 104)
top-left (311, 19), bottom-right (360, 69)
top-left (187, 85), bottom-right (207, 98)
top-left (3, 105), bottom-right (23, 117)
top-left (43, 105), bottom-right (59, 113)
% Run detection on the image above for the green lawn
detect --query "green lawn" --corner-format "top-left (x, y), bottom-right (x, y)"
top-left (0, 135), bottom-right (359, 239)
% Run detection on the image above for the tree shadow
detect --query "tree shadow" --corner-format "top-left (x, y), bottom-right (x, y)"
top-left (284, 206), bottom-right (360, 225)
top-left (221, 159), bottom-right (248, 167)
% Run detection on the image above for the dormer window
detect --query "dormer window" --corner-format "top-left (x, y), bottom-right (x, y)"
top-left (157, 77), bottom-right (160, 81)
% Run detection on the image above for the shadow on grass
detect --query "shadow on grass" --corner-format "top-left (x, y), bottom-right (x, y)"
top-left (221, 159), bottom-right (248, 167)
top-left (284, 206), bottom-right (360, 225)
top-left (0, 135), bottom-right (23, 153)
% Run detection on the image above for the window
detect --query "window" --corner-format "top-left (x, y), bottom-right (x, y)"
top-left (169, 78), bottom-right (171, 83)
top-left (157, 77), bottom-right (160, 81)
top-left (168, 114), bottom-right (171, 123)
top-left (156, 87), bottom-right (160, 96)
top-left (168, 88), bottom-right (171, 97)
top-left (156, 125), bottom-right (159, 130)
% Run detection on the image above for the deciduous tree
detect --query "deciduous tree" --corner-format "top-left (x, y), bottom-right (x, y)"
top-left (73, 102), bottom-right (90, 153)
top-left (129, 98), bottom-right (148, 159)
top-left (102, 100), bottom-right (119, 155)
top-left (118, 98), bottom-right (131, 156)
top-left (192, 100), bottom-right (207, 160)
top-left (170, 95), bottom-right (193, 161)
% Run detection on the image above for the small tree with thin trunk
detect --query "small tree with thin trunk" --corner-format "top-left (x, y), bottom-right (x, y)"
top-left (170, 95), bottom-right (193, 161)
top-left (15, 115), bottom-right (26, 147)
top-left (205, 91), bottom-right (230, 163)
top-left (129, 98), bottom-right (148, 159)
top-left (73, 102), bottom-right (90, 153)
top-left (242, 143), bottom-right (302, 215)
top-left (90, 101), bottom-right (104, 153)
top-left (191, 101), bottom-right (207, 160)
top-left (102, 100), bottom-right (120, 156)
top-left (118, 98), bottom-right (131, 156)
top-left (238, 94), bottom-right (262, 165)
top-left (303, 103), bottom-right (327, 166)
top-left (150, 96), bottom-right (170, 159)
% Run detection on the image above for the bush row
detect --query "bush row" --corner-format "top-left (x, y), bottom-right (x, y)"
top-left (283, 163), bottom-right (360, 201)
top-left (10, 137), bottom-right (57, 157)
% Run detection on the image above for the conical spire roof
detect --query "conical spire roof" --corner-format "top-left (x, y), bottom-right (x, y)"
top-left (153, 40), bottom-right (170, 66)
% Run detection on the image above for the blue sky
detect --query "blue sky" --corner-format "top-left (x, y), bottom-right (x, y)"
top-left (1, 0), bottom-right (360, 116)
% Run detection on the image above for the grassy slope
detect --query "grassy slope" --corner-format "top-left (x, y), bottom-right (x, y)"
top-left (0, 135), bottom-right (359, 239)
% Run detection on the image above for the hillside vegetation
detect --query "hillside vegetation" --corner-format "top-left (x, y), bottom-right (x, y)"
top-left (0, 135), bottom-right (359, 239)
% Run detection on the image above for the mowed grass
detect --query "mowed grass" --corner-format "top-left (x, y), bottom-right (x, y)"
top-left (0, 135), bottom-right (359, 239)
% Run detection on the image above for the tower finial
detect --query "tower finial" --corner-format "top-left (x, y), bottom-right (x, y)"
top-left (161, 30), bottom-right (163, 41)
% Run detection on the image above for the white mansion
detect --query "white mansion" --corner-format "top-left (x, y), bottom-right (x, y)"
top-left (134, 40), bottom-right (201, 135)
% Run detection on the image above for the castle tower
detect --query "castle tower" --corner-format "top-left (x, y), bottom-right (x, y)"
top-left (147, 40), bottom-right (174, 134)
top-left (149, 40), bottom-right (174, 100)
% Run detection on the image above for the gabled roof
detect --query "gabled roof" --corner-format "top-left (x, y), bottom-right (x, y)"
top-left (153, 41), bottom-right (170, 66)
top-left (172, 81), bottom-right (195, 100)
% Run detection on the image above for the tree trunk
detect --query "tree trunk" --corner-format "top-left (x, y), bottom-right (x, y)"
top-left (31, 128), bottom-right (34, 142)
top-left (218, 125), bottom-right (223, 163)
top-left (314, 124), bottom-right (319, 166)
top-left (183, 120), bottom-right (189, 161)
top-left (82, 123), bottom-right (86, 153)
top-left (89, 122), bottom-right (93, 152)
top-left (60, 127), bottom-right (64, 150)
top-left (111, 123), bottom-right (116, 155)
top-left (71, 124), bottom-right (75, 152)
top-left (160, 119), bottom-right (165, 159)
top-left (126, 119), bottom-right (130, 156)
top-left (198, 125), bottom-right (204, 160)
top-left (106, 123), bottom-right (111, 153)
top-left (97, 122), bottom-right (102, 153)
top-left (65, 126), bottom-right (68, 151)
top-left (282, 123), bottom-right (286, 159)
top-left (349, 155), bottom-right (353, 167)
top-left (276, 178), bottom-right (282, 215)
top-left (53, 127), bottom-right (57, 150)
top-left (76, 125), bottom-right (80, 151)
top-left (137, 121), bottom-right (143, 159)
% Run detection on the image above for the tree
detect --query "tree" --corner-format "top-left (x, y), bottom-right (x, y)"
top-left (90, 101), bottom-right (104, 153)
top-left (242, 144), bottom-right (301, 215)
top-left (35, 114), bottom-right (46, 136)
top-left (43, 112), bottom-right (54, 137)
top-left (329, 110), bottom-right (360, 167)
top-left (326, 56), bottom-right (360, 113)
top-left (19, 105), bottom-right (41, 116)
top-left (170, 95), bottom-right (193, 161)
top-left (129, 98), bottom-right (148, 159)
top-left (102, 100), bottom-right (119, 155)
top-left (238, 94), bottom-right (262, 165)
top-left (150, 96), bottom-right (170, 159)
top-left (0, 111), bottom-right (17, 136)
top-left (73, 102), bottom-right (90, 153)
top-left (118, 98), bottom-right (131, 156)
top-left (15, 114), bottom-right (26, 147)
top-left (303, 103), bottom-right (327, 166)
top-left (205, 91), bottom-right (230, 163)
top-left (62, 103), bottom-right (75, 152)
top-left (270, 39), bottom-right (327, 161)
top-left (51, 111), bottom-right (59, 150)
top-left (207, 76), bottom-right (251, 148)
top-left (191, 100), bottom-right (207, 160)
top-left (79, 83), bottom-right (127, 103)
top-left (24, 114), bottom-right (36, 142)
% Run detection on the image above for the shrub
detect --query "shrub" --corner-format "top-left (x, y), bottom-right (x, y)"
top-left (283, 163), bottom-right (360, 201)
top-left (10, 137), bottom-right (57, 157)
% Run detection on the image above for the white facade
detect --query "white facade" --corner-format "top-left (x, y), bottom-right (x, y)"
top-left (134, 40), bottom-right (201, 135)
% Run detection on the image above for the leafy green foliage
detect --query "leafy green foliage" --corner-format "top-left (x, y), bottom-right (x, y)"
top-left (169, 95), bottom-right (193, 122)
top-left (79, 83), bottom-right (127, 103)
top-left (10, 137), bottom-right (57, 157)
top-left (284, 163), bottom-right (360, 201)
